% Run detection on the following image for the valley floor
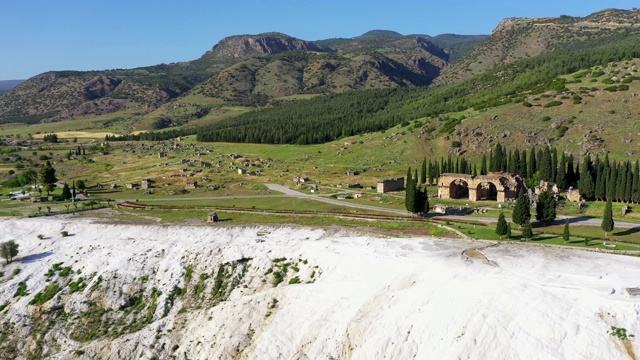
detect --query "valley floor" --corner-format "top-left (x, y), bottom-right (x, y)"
top-left (0, 217), bottom-right (639, 359)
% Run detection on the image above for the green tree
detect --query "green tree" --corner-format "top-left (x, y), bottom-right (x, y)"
top-left (562, 220), bottom-right (570, 243)
top-left (578, 156), bottom-right (595, 200)
top-left (521, 221), bottom-right (533, 241)
top-left (495, 212), bottom-right (508, 239)
top-left (556, 154), bottom-right (567, 189)
top-left (75, 179), bottom-right (86, 190)
top-left (420, 158), bottom-right (427, 185)
top-left (38, 161), bottom-right (57, 196)
top-left (512, 190), bottom-right (531, 227)
top-left (506, 222), bottom-right (512, 240)
top-left (480, 155), bottom-right (488, 175)
top-left (535, 190), bottom-right (557, 224)
top-left (61, 183), bottom-right (72, 200)
top-left (405, 168), bottom-right (415, 213)
top-left (601, 198), bottom-right (614, 237)
top-left (0, 240), bottom-right (19, 264)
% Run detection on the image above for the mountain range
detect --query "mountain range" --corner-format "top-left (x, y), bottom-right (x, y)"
top-left (1, 8), bottom-right (640, 156)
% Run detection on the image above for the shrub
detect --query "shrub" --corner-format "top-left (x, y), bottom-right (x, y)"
top-left (544, 100), bottom-right (562, 108)
top-left (14, 282), bottom-right (28, 297)
top-left (556, 126), bottom-right (569, 138)
top-left (522, 101), bottom-right (532, 107)
top-left (30, 282), bottom-right (61, 305)
top-left (542, 116), bottom-right (551, 122)
top-left (61, 231), bottom-right (69, 237)
top-left (37, 234), bottom-right (45, 240)
top-left (288, 276), bottom-right (301, 284)
top-left (451, 140), bottom-right (462, 148)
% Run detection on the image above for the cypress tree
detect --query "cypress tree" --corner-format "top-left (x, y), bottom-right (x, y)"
top-left (405, 168), bottom-right (415, 212)
top-left (551, 148), bottom-right (558, 184)
top-left (528, 147), bottom-right (536, 178)
top-left (507, 150), bottom-right (514, 173)
top-left (501, 145), bottom-right (508, 171)
top-left (578, 156), bottom-right (595, 201)
top-left (539, 147), bottom-right (552, 182)
top-left (562, 220), bottom-right (570, 243)
top-left (601, 197), bottom-right (614, 237)
top-left (616, 162), bottom-right (627, 202)
top-left (625, 161), bottom-right (633, 203)
top-left (566, 156), bottom-right (575, 186)
top-left (480, 155), bottom-right (488, 175)
top-left (521, 149), bottom-right (528, 178)
top-left (416, 185), bottom-right (429, 214)
top-left (608, 161), bottom-right (618, 201)
top-left (420, 158), bottom-right (427, 185)
top-left (512, 190), bottom-right (531, 227)
top-left (594, 160), bottom-right (606, 201)
top-left (511, 150), bottom-right (520, 174)
top-left (535, 190), bottom-right (557, 224)
top-left (488, 149), bottom-right (493, 172)
top-left (633, 160), bottom-right (640, 203)
top-left (506, 222), bottom-right (512, 240)
top-left (556, 154), bottom-right (567, 190)
top-left (496, 212), bottom-right (508, 239)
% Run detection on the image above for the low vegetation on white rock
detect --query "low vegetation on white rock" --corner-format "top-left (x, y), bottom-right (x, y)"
top-left (0, 218), bottom-right (638, 359)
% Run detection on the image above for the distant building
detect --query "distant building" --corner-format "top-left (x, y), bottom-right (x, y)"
top-left (186, 181), bottom-right (198, 189)
top-left (141, 179), bottom-right (152, 189)
top-left (377, 178), bottom-right (404, 193)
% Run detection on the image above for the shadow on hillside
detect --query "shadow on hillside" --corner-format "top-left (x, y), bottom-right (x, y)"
top-left (20, 251), bottom-right (53, 263)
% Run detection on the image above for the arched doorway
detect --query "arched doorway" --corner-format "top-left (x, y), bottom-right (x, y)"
top-left (476, 182), bottom-right (498, 201)
top-left (449, 179), bottom-right (469, 199)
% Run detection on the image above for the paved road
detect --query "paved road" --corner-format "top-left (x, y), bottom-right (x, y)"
top-left (265, 184), bottom-right (411, 216)
top-left (100, 183), bottom-right (640, 230)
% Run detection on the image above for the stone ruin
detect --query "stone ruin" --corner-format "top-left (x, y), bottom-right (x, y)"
top-left (437, 172), bottom-right (525, 202)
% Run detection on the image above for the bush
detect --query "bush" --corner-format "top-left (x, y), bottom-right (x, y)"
top-left (556, 126), bottom-right (569, 138)
top-left (544, 100), bottom-right (562, 108)
top-left (542, 116), bottom-right (551, 122)
top-left (451, 140), bottom-right (462, 148)
top-left (522, 101), bottom-right (532, 107)
top-left (61, 231), bottom-right (69, 237)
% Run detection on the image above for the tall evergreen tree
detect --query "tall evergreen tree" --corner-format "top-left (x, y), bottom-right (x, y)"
top-left (566, 156), bottom-right (575, 186)
top-left (488, 149), bottom-right (493, 173)
top-left (512, 190), bottom-right (531, 227)
top-left (578, 156), bottom-right (595, 201)
top-left (539, 147), bottom-right (552, 182)
top-left (528, 147), bottom-right (537, 178)
top-left (535, 190), bottom-right (557, 224)
top-left (420, 158), bottom-right (427, 185)
top-left (594, 160), bottom-right (606, 201)
top-left (551, 148), bottom-right (558, 184)
top-left (601, 197), bottom-right (614, 237)
top-left (616, 162), bottom-right (627, 202)
top-left (633, 160), bottom-right (640, 203)
top-left (520, 149), bottom-right (528, 178)
top-left (480, 155), bottom-right (488, 175)
top-left (496, 212), bottom-right (508, 239)
top-left (608, 161), bottom-right (618, 201)
top-left (405, 168), bottom-right (415, 213)
top-left (625, 161), bottom-right (633, 203)
top-left (556, 154), bottom-right (567, 190)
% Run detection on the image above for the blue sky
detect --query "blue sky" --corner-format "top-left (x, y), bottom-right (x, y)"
top-left (1, 1), bottom-right (636, 79)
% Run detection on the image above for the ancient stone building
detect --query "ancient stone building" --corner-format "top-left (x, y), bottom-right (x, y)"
top-left (437, 172), bottom-right (525, 202)
top-left (377, 178), bottom-right (405, 193)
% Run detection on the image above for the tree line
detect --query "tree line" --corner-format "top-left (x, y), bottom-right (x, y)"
top-left (105, 33), bottom-right (640, 146)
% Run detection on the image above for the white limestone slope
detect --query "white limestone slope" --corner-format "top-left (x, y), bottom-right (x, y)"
top-left (0, 217), bottom-right (638, 359)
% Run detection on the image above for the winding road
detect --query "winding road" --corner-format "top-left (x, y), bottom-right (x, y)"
top-left (110, 183), bottom-right (640, 230)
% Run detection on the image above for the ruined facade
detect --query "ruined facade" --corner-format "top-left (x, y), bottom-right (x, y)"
top-left (377, 177), bottom-right (404, 193)
top-left (437, 172), bottom-right (525, 202)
